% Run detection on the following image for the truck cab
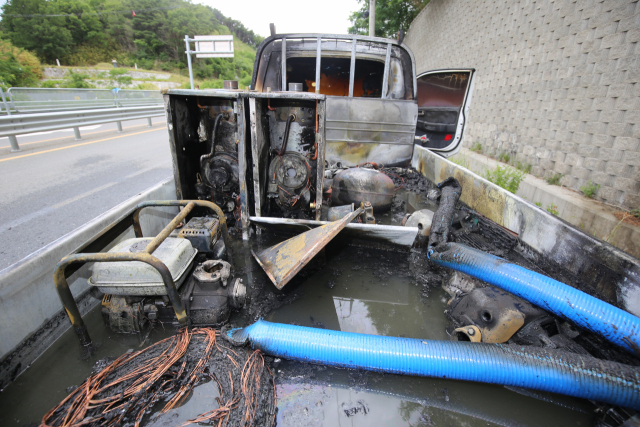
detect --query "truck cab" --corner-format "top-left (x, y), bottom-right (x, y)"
top-left (251, 34), bottom-right (418, 167)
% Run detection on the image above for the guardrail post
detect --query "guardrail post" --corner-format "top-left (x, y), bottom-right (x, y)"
top-left (147, 118), bottom-right (152, 127)
top-left (73, 127), bottom-right (82, 140)
top-left (116, 122), bottom-right (123, 132)
top-left (8, 135), bottom-right (20, 152)
top-left (0, 88), bottom-right (11, 116)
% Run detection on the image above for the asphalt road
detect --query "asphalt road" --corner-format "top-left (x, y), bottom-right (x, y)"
top-left (0, 118), bottom-right (173, 270)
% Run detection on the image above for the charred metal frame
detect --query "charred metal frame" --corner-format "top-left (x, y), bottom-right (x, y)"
top-left (53, 200), bottom-right (233, 349)
top-left (251, 33), bottom-right (418, 98)
top-left (248, 92), bottom-right (326, 221)
top-left (163, 91), bottom-right (251, 240)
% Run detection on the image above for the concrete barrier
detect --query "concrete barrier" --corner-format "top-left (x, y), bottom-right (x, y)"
top-left (412, 145), bottom-right (640, 318)
top-left (0, 178), bottom-right (177, 388)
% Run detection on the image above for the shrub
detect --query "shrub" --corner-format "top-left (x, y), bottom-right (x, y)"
top-left (483, 165), bottom-right (525, 194)
top-left (545, 173), bottom-right (563, 185)
top-left (40, 80), bottom-right (60, 88)
top-left (62, 70), bottom-right (93, 88)
top-left (200, 79), bottom-right (224, 89)
top-left (535, 202), bottom-right (542, 207)
top-left (580, 181), bottom-right (600, 198)
top-left (136, 83), bottom-right (159, 90)
top-left (239, 74), bottom-right (252, 89)
top-left (61, 43), bottom-right (121, 66)
top-left (137, 59), bottom-right (155, 70)
top-left (450, 155), bottom-right (469, 169)
top-left (498, 152), bottom-right (511, 163)
top-left (515, 161), bottom-right (532, 174)
top-left (470, 142), bottom-right (482, 153)
top-left (109, 69), bottom-right (132, 88)
top-left (546, 203), bottom-right (559, 215)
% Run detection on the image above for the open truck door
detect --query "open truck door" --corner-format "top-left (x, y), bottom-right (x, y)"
top-left (414, 69), bottom-right (475, 157)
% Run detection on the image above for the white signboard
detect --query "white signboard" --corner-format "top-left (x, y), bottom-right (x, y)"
top-left (194, 35), bottom-right (234, 58)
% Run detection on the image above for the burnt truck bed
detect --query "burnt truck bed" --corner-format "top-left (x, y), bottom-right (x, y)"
top-left (1, 157), bottom-right (639, 426)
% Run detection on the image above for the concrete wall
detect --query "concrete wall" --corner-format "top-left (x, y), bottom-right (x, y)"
top-left (405, 0), bottom-right (640, 209)
top-left (0, 178), bottom-right (177, 387)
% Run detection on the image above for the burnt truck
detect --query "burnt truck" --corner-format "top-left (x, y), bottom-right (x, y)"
top-left (14, 33), bottom-right (640, 426)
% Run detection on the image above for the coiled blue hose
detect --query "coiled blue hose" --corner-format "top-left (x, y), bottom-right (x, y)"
top-left (427, 242), bottom-right (640, 355)
top-left (228, 320), bottom-right (640, 409)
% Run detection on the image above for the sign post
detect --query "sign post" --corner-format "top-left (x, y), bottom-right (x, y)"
top-left (184, 35), bottom-right (235, 89)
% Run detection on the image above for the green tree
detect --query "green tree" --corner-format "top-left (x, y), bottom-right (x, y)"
top-left (2, 0), bottom-right (74, 62)
top-left (348, 0), bottom-right (430, 39)
top-left (0, 39), bottom-right (41, 87)
top-left (0, 0), bottom-right (259, 81)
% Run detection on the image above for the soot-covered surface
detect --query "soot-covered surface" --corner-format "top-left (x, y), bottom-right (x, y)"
top-left (0, 170), bottom-right (630, 426)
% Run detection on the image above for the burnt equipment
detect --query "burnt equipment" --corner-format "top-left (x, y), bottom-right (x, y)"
top-left (331, 168), bottom-right (395, 212)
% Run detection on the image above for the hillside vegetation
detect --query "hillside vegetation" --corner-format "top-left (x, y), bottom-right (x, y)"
top-left (0, 0), bottom-right (263, 88)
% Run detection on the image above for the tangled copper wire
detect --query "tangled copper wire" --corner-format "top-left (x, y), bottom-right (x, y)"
top-left (41, 328), bottom-right (275, 427)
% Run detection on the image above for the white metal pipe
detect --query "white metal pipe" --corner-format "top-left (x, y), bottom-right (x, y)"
top-left (369, 0), bottom-right (375, 37)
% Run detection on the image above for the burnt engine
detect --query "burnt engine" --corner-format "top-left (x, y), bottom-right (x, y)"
top-left (265, 104), bottom-right (317, 218)
top-left (195, 111), bottom-right (240, 222)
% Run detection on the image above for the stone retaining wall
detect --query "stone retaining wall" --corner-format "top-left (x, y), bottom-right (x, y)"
top-left (405, 0), bottom-right (640, 209)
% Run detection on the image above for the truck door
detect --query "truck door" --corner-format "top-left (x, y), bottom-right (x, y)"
top-left (414, 69), bottom-right (475, 157)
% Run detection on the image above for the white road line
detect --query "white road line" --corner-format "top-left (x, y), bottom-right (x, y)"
top-left (124, 162), bottom-right (171, 179)
top-left (0, 181), bottom-right (117, 232)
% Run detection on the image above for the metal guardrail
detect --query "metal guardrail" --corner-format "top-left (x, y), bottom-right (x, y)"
top-left (2, 105), bottom-right (165, 152)
top-left (0, 88), bottom-right (164, 114)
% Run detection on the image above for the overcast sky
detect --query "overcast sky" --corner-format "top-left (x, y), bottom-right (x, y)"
top-left (198, 0), bottom-right (362, 37)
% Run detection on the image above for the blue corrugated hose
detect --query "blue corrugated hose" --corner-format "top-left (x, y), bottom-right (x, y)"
top-left (427, 242), bottom-right (640, 355)
top-left (228, 320), bottom-right (640, 409)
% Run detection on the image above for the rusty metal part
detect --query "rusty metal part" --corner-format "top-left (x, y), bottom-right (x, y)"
top-left (453, 325), bottom-right (482, 343)
top-left (54, 251), bottom-right (188, 349)
top-left (361, 201), bottom-right (376, 224)
top-left (252, 208), bottom-right (363, 289)
top-left (146, 202), bottom-right (195, 254)
top-left (194, 260), bottom-right (232, 288)
top-left (229, 278), bottom-right (246, 309)
top-left (201, 153), bottom-right (239, 190)
top-left (101, 295), bottom-right (145, 334)
top-left (331, 168), bottom-right (395, 212)
top-left (448, 287), bottom-right (544, 343)
top-left (178, 216), bottom-right (220, 253)
top-left (327, 204), bottom-right (355, 221)
top-left (223, 80), bottom-right (239, 89)
top-left (132, 200), bottom-right (235, 267)
top-left (268, 152), bottom-right (312, 211)
top-left (278, 114), bottom-right (296, 155)
top-left (200, 113), bottom-right (225, 167)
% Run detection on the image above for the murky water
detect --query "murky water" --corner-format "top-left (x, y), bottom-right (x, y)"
top-left (0, 189), bottom-right (595, 426)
